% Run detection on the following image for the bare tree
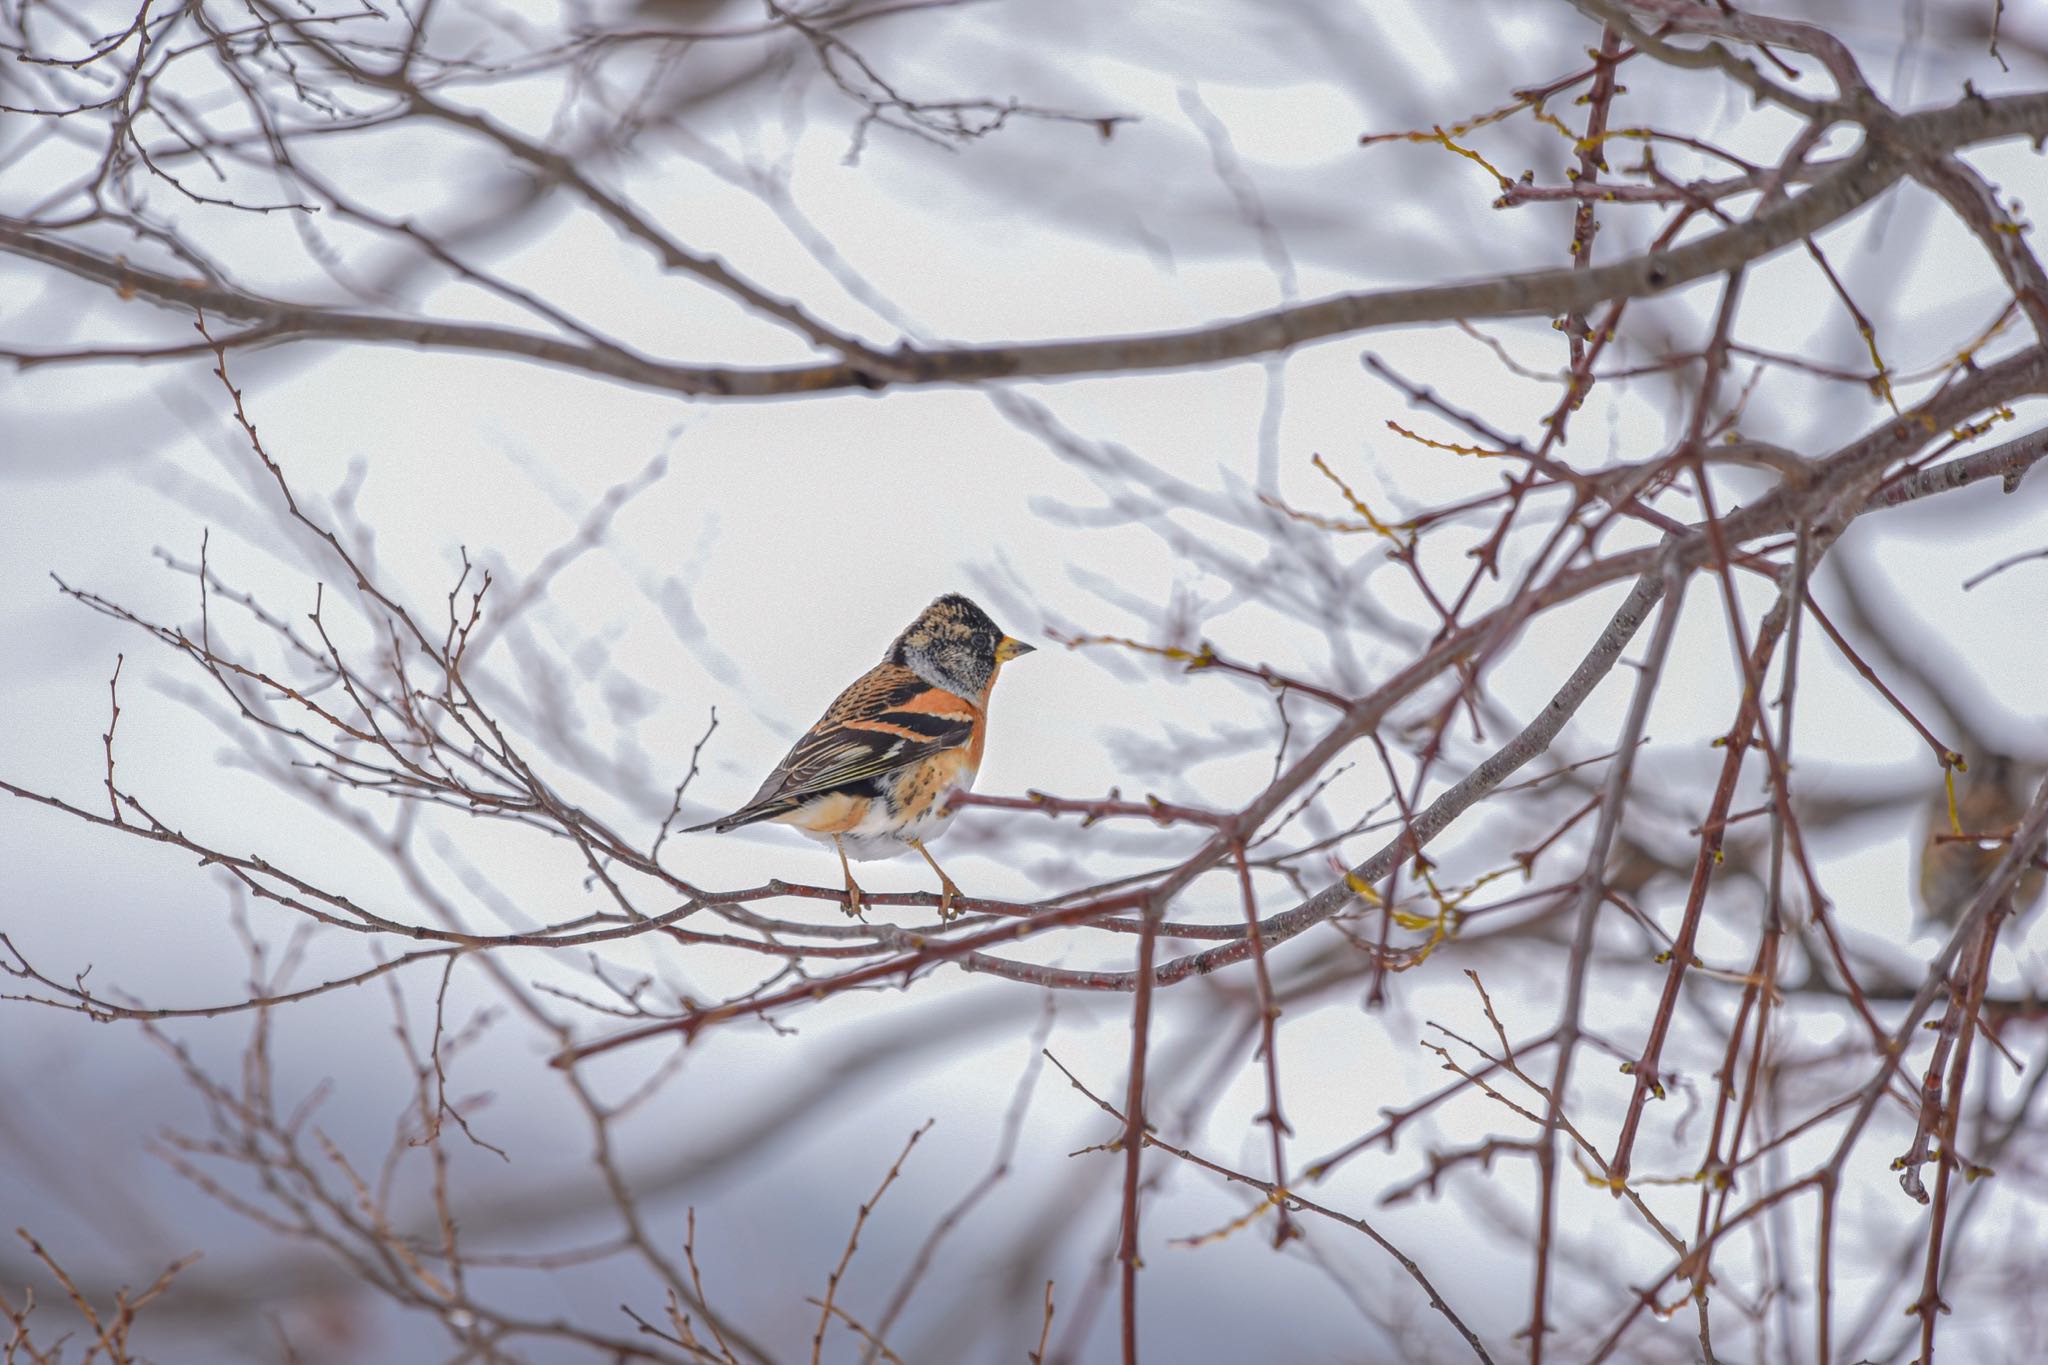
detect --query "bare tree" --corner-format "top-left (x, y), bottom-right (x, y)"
top-left (5, 1), bottom-right (2048, 1361)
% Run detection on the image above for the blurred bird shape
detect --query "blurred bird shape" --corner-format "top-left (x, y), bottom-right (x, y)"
top-left (1917, 753), bottom-right (2046, 929)
top-left (685, 593), bottom-right (1034, 920)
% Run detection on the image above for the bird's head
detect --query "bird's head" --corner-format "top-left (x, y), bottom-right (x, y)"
top-left (889, 593), bottom-right (1034, 697)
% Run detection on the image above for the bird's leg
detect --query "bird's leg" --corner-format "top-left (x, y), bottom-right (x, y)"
top-left (909, 839), bottom-right (965, 921)
top-left (833, 836), bottom-right (866, 920)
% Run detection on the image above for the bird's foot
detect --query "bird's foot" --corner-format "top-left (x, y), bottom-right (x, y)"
top-left (841, 878), bottom-right (868, 921)
top-left (907, 838), bottom-right (967, 921)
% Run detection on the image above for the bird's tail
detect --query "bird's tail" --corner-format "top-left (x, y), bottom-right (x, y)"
top-left (681, 801), bottom-right (795, 835)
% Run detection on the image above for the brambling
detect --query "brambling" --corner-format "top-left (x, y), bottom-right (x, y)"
top-left (1917, 753), bottom-right (2046, 928)
top-left (685, 594), bottom-right (1035, 920)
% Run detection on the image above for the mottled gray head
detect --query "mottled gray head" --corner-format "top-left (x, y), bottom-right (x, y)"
top-left (888, 593), bottom-right (1034, 697)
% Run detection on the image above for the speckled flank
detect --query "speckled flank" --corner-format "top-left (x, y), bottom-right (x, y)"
top-left (779, 748), bottom-right (978, 861)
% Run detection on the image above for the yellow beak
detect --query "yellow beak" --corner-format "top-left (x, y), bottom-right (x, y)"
top-left (995, 636), bottom-right (1036, 663)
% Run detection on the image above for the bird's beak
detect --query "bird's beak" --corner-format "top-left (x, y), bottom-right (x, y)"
top-left (996, 636), bottom-right (1036, 663)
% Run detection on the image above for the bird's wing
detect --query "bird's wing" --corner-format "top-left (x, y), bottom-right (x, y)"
top-left (703, 663), bottom-right (977, 829)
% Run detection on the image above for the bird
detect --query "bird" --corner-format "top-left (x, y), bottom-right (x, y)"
top-left (1917, 752), bottom-right (2045, 930)
top-left (683, 594), bottom-right (1035, 920)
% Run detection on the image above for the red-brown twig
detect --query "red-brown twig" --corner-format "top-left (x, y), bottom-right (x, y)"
top-left (812, 1122), bottom-right (931, 1365)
